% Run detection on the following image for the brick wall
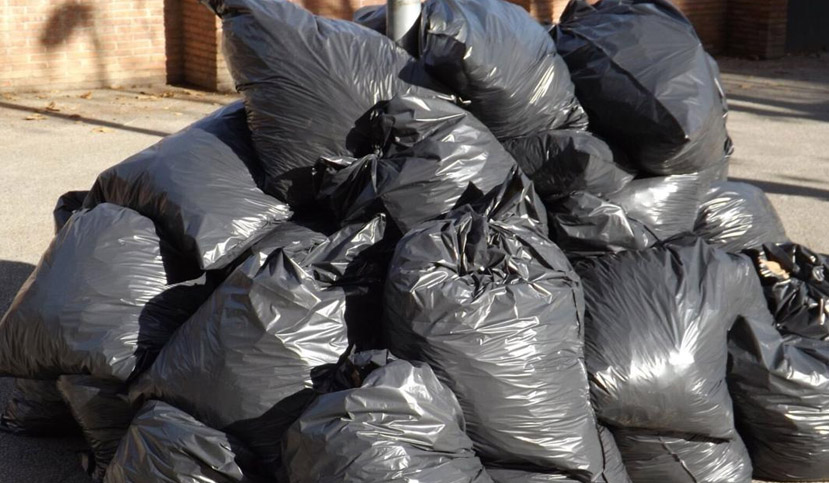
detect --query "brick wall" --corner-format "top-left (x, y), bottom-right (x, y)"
top-left (1, 0), bottom-right (788, 93)
top-left (0, 0), bottom-right (166, 92)
top-left (728, 0), bottom-right (788, 59)
top-left (181, 0), bottom-right (224, 91)
top-left (165, 0), bottom-right (184, 83)
top-left (673, 0), bottom-right (728, 53)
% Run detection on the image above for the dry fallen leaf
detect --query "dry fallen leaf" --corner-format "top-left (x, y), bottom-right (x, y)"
top-left (174, 112), bottom-right (183, 116)
top-left (762, 260), bottom-right (790, 280)
top-left (92, 127), bottom-right (112, 133)
top-left (1, 93), bottom-right (15, 101)
top-left (79, 91), bottom-right (93, 99)
top-left (160, 91), bottom-right (175, 98)
top-left (25, 113), bottom-right (46, 121)
top-left (35, 94), bottom-right (48, 99)
top-left (45, 101), bottom-right (60, 112)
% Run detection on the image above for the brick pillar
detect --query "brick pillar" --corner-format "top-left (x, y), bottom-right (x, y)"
top-left (165, 0), bottom-right (184, 84)
top-left (727, 0), bottom-right (789, 59)
top-left (180, 0), bottom-right (233, 92)
top-left (673, 0), bottom-right (728, 53)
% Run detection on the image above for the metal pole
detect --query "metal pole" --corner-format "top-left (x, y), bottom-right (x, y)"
top-left (386, 0), bottom-right (420, 55)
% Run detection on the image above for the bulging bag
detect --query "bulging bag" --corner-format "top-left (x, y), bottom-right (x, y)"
top-left (84, 101), bottom-right (290, 272)
top-left (105, 400), bottom-right (261, 483)
top-left (0, 204), bottom-right (208, 382)
top-left (282, 351), bottom-right (492, 483)
top-left (132, 216), bottom-right (386, 475)
top-left (205, 0), bottom-right (442, 207)
top-left (554, 0), bottom-right (731, 175)
top-left (385, 175), bottom-right (607, 480)
top-left (420, 0), bottom-right (588, 139)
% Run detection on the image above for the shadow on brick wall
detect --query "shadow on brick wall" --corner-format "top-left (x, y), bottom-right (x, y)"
top-left (39, 3), bottom-right (109, 88)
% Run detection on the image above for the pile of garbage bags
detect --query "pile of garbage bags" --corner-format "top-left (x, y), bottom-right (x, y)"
top-left (1, 0), bottom-right (826, 482)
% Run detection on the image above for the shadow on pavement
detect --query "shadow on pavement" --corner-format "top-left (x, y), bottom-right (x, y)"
top-left (717, 55), bottom-right (829, 87)
top-left (0, 101), bottom-right (171, 137)
top-left (727, 93), bottom-right (829, 123)
top-left (0, 261), bottom-right (35, 315)
top-left (730, 177), bottom-right (829, 202)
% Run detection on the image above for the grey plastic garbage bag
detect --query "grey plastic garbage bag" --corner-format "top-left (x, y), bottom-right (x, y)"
top-left (612, 429), bottom-right (752, 483)
top-left (282, 350), bottom-right (492, 483)
top-left (0, 204), bottom-right (207, 381)
top-left (204, 0), bottom-right (441, 207)
top-left (694, 181), bottom-right (788, 253)
top-left (84, 101), bottom-right (291, 271)
top-left (105, 400), bottom-right (261, 483)
top-left (486, 427), bottom-right (630, 483)
top-left (575, 237), bottom-right (755, 439)
top-left (503, 130), bottom-right (634, 200)
top-left (575, 237), bottom-right (763, 480)
top-left (132, 216), bottom-right (386, 475)
top-left (546, 191), bottom-right (657, 256)
top-left (384, 184), bottom-right (606, 480)
top-left (57, 375), bottom-right (135, 482)
top-left (315, 95), bottom-right (516, 234)
top-left (727, 247), bottom-right (829, 481)
top-left (554, 0), bottom-right (731, 175)
top-left (0, 378), bottom-right (77, 436)
top-left (605, 173), bottom-right (704, 240)
top-left (420, 0), bottom-right (587, 138)
top-left (486, 469), bottom-right (579, 482)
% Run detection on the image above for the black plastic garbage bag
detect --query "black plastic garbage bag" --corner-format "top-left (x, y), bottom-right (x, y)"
top-left (605, 173), bottom-right (704, 240)
top-left (749, 243), bottom-right (829, 340)
top-left (132, 216), bottom-right (386, 475)
top-left (105, 400), bottom-right (262, 483)
top-left (420, 0), bottom-right (588, 138)
top-left (315, 95), bottom-right (516, 234)
top-left (84, 101), bottom-right (291, 271)
top-left (53, 190), bottom-right (88, 234)
top-left (57, 375), bottom-right (135, 482)
top-left (694, 181), bottom-right (788, 253)
top-left (575, 237), bottom-right (760, 439)
top-left (554, 0), bottom-right (731, 175)
top-left (282, 350), bottom-right (492, 483)
top-left (612, 429), bottom-right (752, 483)
top-left (546, 191), bottom-right (657, 256)
top-left (0, 378), bottom-right (77, 436)
top-left (0, 203), bottom-right (209, 381)
top-left (503, 130), bottom-right (634, 200)
top-left (727, 247), bottom-right (829, 481)
top-left (384, 182), bottom-right (606, 480)
top-left (204, 0), bottom-right (441, 207)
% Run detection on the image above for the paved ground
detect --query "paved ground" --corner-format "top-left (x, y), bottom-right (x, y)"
top-left (0, 55), bottom-right (827, 482)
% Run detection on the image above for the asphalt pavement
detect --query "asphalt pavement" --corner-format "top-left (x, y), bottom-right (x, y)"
top-left (0, 55), bottom-right (827, 482)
